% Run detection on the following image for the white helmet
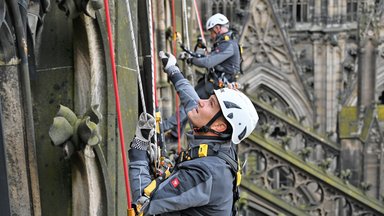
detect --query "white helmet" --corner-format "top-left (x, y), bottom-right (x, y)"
top-left (214, 88), bottom-right (259, 144)
top-left (206, 13), bottom-right (229, 31)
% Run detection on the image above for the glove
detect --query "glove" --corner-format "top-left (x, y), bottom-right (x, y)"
top-left (178, 52), bottom-right (187, 60)
top-left (186, 57), bottom-right (193, 65)
top-left (159, 51), bottom-right (180, 76)
top-left (159, 51), bottom-right (177, 70)
top-left (178, 52), bottom-right (193, 65)
top-left (131, 112), bottom-right (155, 151)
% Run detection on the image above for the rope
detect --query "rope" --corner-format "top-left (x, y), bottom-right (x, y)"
top-left (125, 0), bottom-right (147, 114)
top-left (150, 0), bottom-right (163, 170)
top-left (193, 0), bottom-right (206, 45)
top-left (171, 0), bottom-right (182, 154)
top-left (150, 0), bottom-right (158, 109)
top-left (171, 0), bottom-right (177, 55)
top-left (182, 0), bottom-right (195, 86)
top-left (148, 0), bottom-right (157, 133)
top-left (102, 0), bottom-right (132, 209)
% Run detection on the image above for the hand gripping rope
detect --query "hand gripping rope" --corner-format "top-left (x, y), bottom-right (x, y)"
top-left (171, 0), bottom-right (206, 154)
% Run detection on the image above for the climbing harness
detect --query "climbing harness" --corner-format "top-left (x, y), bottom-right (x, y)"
top-left (206, 68), bottom-right (241, 89)
top-left (102, 0), bottom-right (133, 214)
top-left (176, 143), bottom-right (242, 216)
top-left (133, 166), bottom-right (172, 215)
top-left (204, 32), bottom-right (242, 90)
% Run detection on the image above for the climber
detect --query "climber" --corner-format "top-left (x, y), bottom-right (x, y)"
top-left (163, 13), bottom-right (242, 142)
top-left (128, 51), bottom-right (258, 215)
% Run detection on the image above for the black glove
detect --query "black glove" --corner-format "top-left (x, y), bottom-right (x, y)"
top-left (159, 51), bottom-right (180, 77)
top-left (131, 112), bottom-right (155, 151)
top-left (186, 57), bottom-right (193, 65)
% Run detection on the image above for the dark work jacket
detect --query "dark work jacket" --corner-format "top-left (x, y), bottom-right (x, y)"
top-left (192, 31), bottom-right (240, 75)
top-left (129, 67), bottom-right (236, 215)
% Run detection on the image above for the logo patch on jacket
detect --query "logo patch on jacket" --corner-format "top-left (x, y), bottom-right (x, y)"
top-left (170, 178), bottom-right (180, 188)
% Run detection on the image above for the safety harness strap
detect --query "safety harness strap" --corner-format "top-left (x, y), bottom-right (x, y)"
top-left (176, 144), bottom-right (238, 173)
top-left (133, 168), bottom-right (172, 215)
top-left (176, 143), bottom-right (240, 215)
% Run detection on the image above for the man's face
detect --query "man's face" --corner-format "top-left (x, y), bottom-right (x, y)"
top-left (187, 94), bottom-right (221, 128)
top-left (209, 25), bottom-right (220, 41)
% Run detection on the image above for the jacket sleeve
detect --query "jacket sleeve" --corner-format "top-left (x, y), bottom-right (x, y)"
top-left (145, 160), bottom-right (213, 215)
top-left (192, 41), bottom-right (234, 69)
top-left (174, 78), bottom-right (199, 113)
top-left (128, 148), bottom-right (152, 203)
top-left (166, 65), bottom-right (200, 113)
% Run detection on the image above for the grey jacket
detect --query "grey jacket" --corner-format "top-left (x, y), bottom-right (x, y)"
top-left (129, 69), bottom-right (236, 215)
top-left (192, 31), bottom-right (240, 75)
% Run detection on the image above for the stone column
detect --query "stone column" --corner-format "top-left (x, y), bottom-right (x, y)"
top-left (324, 33), bottom-right (343, 141)
top-left (357, 34), bottom-right (377, 109)
top-left (327, 0), bottom-right (334, 24)
top-left (340, 0), bottom-right (347, 23)
top-left (313, 0), bottom-right (322, 24)
top-left (357, 0), bottom-right (377, 109)
top-left (312, 33), bottom-right (326, 134)
top-left (340, 139), bottom-right (364, 186)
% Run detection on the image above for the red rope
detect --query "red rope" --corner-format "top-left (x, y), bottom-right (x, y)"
top-left (103, 0), bottom-right (132, 209)
top-left (193, 0), bottom-right (206, 45)
top-left (171, 0), bottom-right (182, 153)
top-left (171, 0), bottom-right (177, 55)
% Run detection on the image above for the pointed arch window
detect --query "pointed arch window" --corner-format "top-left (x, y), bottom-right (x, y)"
top-left (346, 0), bottom-right (358, 22)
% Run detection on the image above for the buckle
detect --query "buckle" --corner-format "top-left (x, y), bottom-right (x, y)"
top-left (198, 144), bottom-right (208, 157)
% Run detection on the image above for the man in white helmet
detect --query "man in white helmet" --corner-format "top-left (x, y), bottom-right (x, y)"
top-left (190, 13), bottom-right (241, 97)
top-left (128, 52), bottom-right (258, 215)
top-left (163, 13), bottom-right (243, 142)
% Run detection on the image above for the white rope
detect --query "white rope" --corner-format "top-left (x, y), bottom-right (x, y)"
top-left (125, 0), bottom-right (147, 114)
top-left (148, 0), bottom-right (157, 144)
top-left (182, 0), bottom-right (195, 86)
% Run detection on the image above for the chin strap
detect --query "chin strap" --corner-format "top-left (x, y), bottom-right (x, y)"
top-left (193, 111), bottom-right (231, 139)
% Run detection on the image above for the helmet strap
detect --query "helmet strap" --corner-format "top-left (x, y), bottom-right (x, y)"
top-left (193, 111), bottom-right (231, 139)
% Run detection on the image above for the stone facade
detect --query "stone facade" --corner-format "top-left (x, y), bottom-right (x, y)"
top-left (193, 0), bottom-right (384, 214)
